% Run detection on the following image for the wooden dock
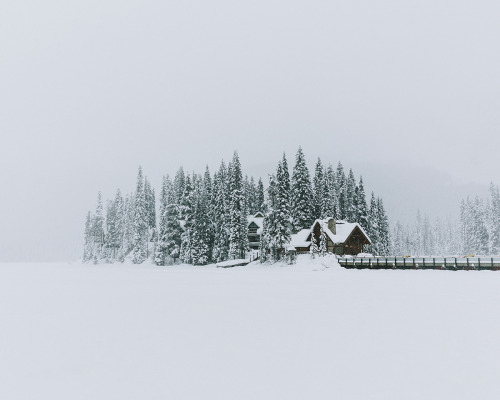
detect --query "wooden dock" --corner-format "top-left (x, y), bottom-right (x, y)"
top-left (338, 257), bottom-right (500, 271)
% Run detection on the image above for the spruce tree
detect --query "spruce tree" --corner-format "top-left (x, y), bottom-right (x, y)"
top-left (356, 177), bottom-right (369, 230)
top-left (256, 178), bottom-right (266, 213)
top-left (345, 169), bottom-right (356, 222)
top-left (319, 224), bottom-right (327, 256)
top-left (132, 167), bottom-right (148, 264)
top-left (155, 175), bottom-right (171, 265)
top-left (290, 146), bottom-right (314, 232)
top-left (313, 158), bottom-right (324, 219)
top-left (83, 211), bottom-right (93, 262)
top-left (180, 174), bottom-right (194, 263)
top-left (228, 152), bottom-right (248, 259)
top-left (93, 192), bottom-right (105, 262)
top-left (212, 161), bottom-right (230, 262)
top-left (321, 164), bottom-right (337, 219)
top-left (367, 192), bottom-right (379, 254)
top-left (376, 197), bottom-right (390, 256)
top-left (336, 162), bottom-right (346, 220)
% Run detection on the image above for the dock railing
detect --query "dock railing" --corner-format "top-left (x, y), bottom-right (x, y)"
top-left (337, 257), bottom-right (500, 271)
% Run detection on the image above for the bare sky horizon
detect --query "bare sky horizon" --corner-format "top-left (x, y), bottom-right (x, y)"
top-left (1, 0), bottom-right (499, 261)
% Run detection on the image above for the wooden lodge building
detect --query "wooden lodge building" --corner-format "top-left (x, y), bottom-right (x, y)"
top-left (289, 218), bottom-right (371, 256)
top-left (247, 213), bottom-right (371, 256)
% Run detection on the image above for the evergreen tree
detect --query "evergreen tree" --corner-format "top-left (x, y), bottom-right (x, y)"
top-left (212, 161), bottom-right (230, 262)
top-left (489, 183), bottom-right (500, 254)
top-left (228, 152), bottom-right (248, 259)
top-left (336, 162), bottom-right (347, 220)
top-left (290, 146), bottom-right (314, 232)
top-left (83, 211), bottom-right (93, 262)
top-left (173, 167), bottom-right (185, 205)
top-left (132, 167), bottom-right (148, 264)
top-left (313, 158), bottom-right (324, 219)
top-left (256, 178), bottom-right (266, 213)
top-left (180, 174), bottom-right (194, 263)
top-left (345, 169), bottom-right (356, 222)
top-left (377, 197), bottom-right (390, 256)
top-left (262, 156), bottom-right (291, 261)
top-left (93, 191), bottom-right (105, 262)
top-left (319, 224), bottom-right (327, 256)
top-left (105, 194), bottom-right (121, 261)
top-left (190, 179), bottom-right (212, 265)
top-left (155, 175), bottom-right (171, 265)
top-left (367, 192), bottom-right (379, 254)
top-left (356, 177), bottom-right (369, 229)
top-left (321, 165), bottom-right (337, 219)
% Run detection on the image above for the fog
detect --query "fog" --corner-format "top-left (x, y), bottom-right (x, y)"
top-left (1, 0), bottom-right (499, 261)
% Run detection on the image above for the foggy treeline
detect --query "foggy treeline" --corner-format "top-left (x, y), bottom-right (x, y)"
top-left (82, 147), bottom-right (389, 264)
top-left (391, 184), bottom-right (500, 256)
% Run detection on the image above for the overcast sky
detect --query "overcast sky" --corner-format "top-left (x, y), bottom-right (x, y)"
top-left (1, 0), bottom-right (499, 261)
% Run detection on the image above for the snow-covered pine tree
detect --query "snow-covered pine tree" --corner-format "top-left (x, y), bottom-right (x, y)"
top-left (376, 197), bottom-right (390, 256)
top-left (173, 167), bottom-right (185, 206)
top-left (228, 152), bottom-right (248, 259)
top-left (144, 178), bottom-right (156, 255)
top-left (190, 177), bottom-right (212, 265)
top-left (256, 178), bottom-right (266, 213)
top-left (290, 146), bottom-right (314, 232)
top-left (180, 174), bottom-right (194, 264)
top-left (367, 192), bottom-right (379, 255)
top-left (321, 164), bottom-right (337, 219)
top-left (155, 175), bottom-right (171, 265)
top-left (262, 173), bottom-right (280, 261)
top-left (83, 211), bottom-right (93, 262)
top-left (164, 202), bottom-right (183, 263)
top-left (345, 169), bottom-right (356, 222)
top-left (263, 156), bottom-right (291, 261)
top-left (105, 196), bottom-right (120, 261)
top-left (313, 157), bottom-right (324, 220)
top-left (488, 183), bottom-right (500, 254)
top-left (319, 224), bottom-right (327, 256)
top-left (336, 162), bottom-right (346, 220)
top-left (259, 217), bottom-right (270, 263)
top-left (132, 167), bottom-right (148, 264)
top-left (212, 161), bottom-right (230, 262)
top-left (310, 231), bottom-right (319, 259)
top-left (474, 196), bottom-right (489, 255)
top-left (120, 192), bottom-right (135, 260)
top-left (93, 191), bottom-right (105, 263)
top-left (356, 177), bottom-right (369, 230)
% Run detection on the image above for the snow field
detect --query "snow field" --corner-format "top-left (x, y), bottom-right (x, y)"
top-left (0, 255), bottom-right (499, 400)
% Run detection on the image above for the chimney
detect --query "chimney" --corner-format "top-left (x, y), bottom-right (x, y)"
top-left (328, 219), bottom-right (336, 235)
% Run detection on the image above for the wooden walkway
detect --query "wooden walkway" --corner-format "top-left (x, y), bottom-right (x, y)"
top-left (338, 257), bottom-right (500, 271)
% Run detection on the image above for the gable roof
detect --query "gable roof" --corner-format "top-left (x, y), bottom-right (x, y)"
top-left (289, 229), bottom-right (311, 248)
top-left (247, 215), bottom-right (264, 234)
top-left (286, 218), bottom-right (371, 249)
top-left (312, 218), bottom-right (371, 245)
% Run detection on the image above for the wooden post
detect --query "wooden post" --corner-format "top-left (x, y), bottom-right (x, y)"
top-left (403, 257), bottom-right (406, 268)
top-left (478, 258), bottom-right (481, 270)
top-left (433, 258), bottom-right (435, 268)
top-left (444, 258), bottom-right (446, 269)
top-left (467, 258), bottom-right (469, 270)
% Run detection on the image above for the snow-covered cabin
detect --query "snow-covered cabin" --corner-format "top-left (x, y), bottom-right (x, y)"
top-left (247, 212), bottom-right (264, 249)
top-left (289, 218), bottom-right (371, 255)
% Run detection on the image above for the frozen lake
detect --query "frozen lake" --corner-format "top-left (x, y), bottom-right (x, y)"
top-left (1, 256), bottom-right (499, 399)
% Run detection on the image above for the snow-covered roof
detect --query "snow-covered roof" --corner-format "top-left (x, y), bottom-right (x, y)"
top-left (289, 229), bottom-right (311, 248)
top-left (247, 215), bottom-right (264, 234)
top-left (287, 218), bottom-right (371, 249)
top-left (314, 218), bottom-right (371, 244)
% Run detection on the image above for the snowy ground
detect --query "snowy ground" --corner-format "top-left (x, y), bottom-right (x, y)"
top-left (1, 255), bottom-right (500, 400)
